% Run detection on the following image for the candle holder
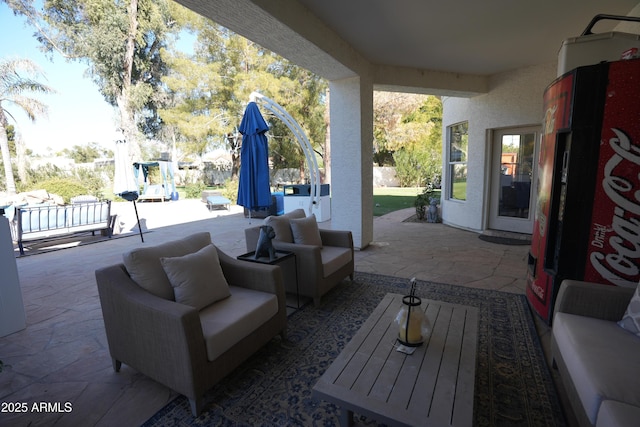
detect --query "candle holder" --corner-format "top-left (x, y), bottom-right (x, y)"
top-left (395, 278), bottom-right (430, 347)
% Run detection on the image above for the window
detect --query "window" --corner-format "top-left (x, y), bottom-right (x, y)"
top-left (448, 122), bottom-right (468, 201)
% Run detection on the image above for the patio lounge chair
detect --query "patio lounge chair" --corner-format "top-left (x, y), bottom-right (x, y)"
top-left (137, 184), bottom-right (168, 202)
top-left (244, 209), bottom-right (354, 306)
top-left (95, 232), bottom-right (287, 416)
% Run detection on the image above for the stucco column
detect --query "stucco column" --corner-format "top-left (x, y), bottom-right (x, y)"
top-left (329, 76), bottom-right (373, 249)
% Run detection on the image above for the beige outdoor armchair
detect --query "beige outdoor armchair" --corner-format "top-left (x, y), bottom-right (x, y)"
top-left (244, 210), bottom-right (354, 306)
top-left (95, 232), bottom-right (287, 416)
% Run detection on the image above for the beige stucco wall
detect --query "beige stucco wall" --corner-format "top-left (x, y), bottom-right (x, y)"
top-left (441, 62), bottom-right (557, 232)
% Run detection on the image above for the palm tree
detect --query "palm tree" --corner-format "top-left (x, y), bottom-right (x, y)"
top-left (0, 58), bottom-right (54, 195)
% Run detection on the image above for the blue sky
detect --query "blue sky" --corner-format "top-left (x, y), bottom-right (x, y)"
top-left (1, 4), bottom-right (128, 155)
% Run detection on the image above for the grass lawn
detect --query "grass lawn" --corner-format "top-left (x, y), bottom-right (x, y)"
top-left (106, 184), bottom-right (432, 218)
top-left (373, 187), bottom-right (426, 217)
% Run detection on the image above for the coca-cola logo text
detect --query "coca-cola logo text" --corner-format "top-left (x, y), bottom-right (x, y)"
top-left (589, 128), bottom-right (640, 287)
top-left (529, 280), bottom-right (545, 301)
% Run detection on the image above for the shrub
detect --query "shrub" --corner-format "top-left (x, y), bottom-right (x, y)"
top-left (29, 178), bottom-right (89, 204)
top-left (74, 167), bottom-right (107, 200)
top-left (394, 146), bottom-right (441, 188)
top-left (184, 182), bottom-right (206, 199)
top-left (221, 178), bottom-right (239, 204)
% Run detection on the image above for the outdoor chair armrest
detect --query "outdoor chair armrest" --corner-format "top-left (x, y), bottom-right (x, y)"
top-left (217, 249), bottom-right (285, 298)
top-left (95, 264), bottom-right (207, 386)
top-left (272, 240), bottom-right (324, 276)
top-left (320, 229), bottom-right (353, 249)
top-left (553, 279), bottom-right (635, 322)
top-left (244, 226), bottom-right (324, 279)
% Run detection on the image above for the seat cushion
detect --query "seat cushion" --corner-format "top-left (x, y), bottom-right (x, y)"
top-left (160, 244), bottom-right (230, 310)
top-left (321, 246), bottom-right (353, 278)
top-left (553, 312), bottom-right (640, 425)
top-left (123, 232), bottom-right (212, 300)
top-left (199, 286), bottom-right (279, 361)
top-left (596, 400), bottom-right (640, 427)
top-left (290, 214), bottom-right (322, 247)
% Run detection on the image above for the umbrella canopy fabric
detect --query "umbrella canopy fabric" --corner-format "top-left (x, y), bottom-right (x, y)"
top-left (114, 139), bottom-right (144, 242)
top-left (113, 140), bottom-right (139, 196)
top-left (237, 102), bottom-right (272, 211)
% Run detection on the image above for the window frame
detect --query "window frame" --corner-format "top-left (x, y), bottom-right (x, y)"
top-left (447, 121), bottom-right (469, 201)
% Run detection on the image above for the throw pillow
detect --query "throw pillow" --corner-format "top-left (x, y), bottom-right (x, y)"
top-left (160, 244), bottom-right (230, 310)
top-left (618, 283), bottom-right (640, 337)
top-left (122, 232), bottom-right (212, 300)
top-left (264, 215), bottom-right (294, 242)
top-left (290, 214), bottom-right (323, 247)
top-left (284, 209), bottom-right (306, 220)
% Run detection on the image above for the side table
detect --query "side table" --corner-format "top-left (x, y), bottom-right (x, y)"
top-left (237, 250), bottom-right (300, 309)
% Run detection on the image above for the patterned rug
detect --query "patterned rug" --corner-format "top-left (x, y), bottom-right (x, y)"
top-left (143, 272), bottom-right (566, 426)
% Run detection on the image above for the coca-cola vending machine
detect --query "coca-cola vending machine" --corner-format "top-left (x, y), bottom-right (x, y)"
top-left (527, 57), bottom-right (640, 324)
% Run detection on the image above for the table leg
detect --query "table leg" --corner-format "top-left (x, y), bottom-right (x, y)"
top-left (340, 408), bottom-right (354, 427)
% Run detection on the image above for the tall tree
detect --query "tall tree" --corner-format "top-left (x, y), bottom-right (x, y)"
top-left (391, 95), bottom-right (443, 187)
top-left (373, 92), bottom-right (428, 166)
top-left (4, 0), bottom-right (184, 162)
top-left (160, 21), bottom-right (328, 180)
top-left (0, 58), bottom-right (53, 194)
top-left (58, 142), bottom-right (112, 163)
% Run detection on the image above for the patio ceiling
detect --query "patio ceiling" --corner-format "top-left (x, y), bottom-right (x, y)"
top-left (175, 0), bottom-right (640, 95)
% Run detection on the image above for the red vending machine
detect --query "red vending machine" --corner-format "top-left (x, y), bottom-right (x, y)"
top-left (527, 58), bottom-right (640, 324)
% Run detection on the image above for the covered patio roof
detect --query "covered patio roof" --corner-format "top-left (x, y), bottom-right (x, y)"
top-left (173, 0), bottom-right (640, 250)
top-left (175, 0), bottom-right (640, 95)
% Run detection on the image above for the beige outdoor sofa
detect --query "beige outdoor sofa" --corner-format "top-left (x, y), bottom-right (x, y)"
top-left (551, 280), bottom-right (640, 427)
top-left (244, 209), bottom-right (354, 306)
top-left (95, 232), bottom-right (287, 416)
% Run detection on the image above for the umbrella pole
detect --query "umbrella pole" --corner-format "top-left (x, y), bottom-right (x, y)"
top-left (132, 200), bottom-right (144, 243)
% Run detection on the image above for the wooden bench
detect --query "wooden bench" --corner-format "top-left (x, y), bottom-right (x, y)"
top-left (12, 201), bottom-right (113, 255)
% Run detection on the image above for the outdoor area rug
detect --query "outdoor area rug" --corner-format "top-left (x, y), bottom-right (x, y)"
top-left (143, 272), bottom-right (566, 426)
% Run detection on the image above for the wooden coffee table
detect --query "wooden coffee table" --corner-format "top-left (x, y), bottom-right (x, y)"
top-left (312, 293), bottom-right (478, 426)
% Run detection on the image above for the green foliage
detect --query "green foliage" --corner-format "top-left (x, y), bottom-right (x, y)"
top-left (29, 178), bottom-right (89, 204)
top-left (74, 166), bottom-right (107, 199)
top-left (5, 0), bottom-right (187, 159)
top-left (374, 94), bottom-right (442, 184)
top-left (184, 182), bottom-right (206, 199)
top-left (18, 164), bottom-right (65, 191)
top-left (160, 21), bottom-right (327, 178)
top-left (5, 125), bottom-right (16, 156)
top-left (221, 178), bottom-right (238, 204)
top-left (393, 145), bottom-right (441, 188)
top-left (15, 162), bottom-right (108, 199)
top-left (58, 142), bottom-right (112, 163)
top-left (0, 57), bottom-right (55, 193)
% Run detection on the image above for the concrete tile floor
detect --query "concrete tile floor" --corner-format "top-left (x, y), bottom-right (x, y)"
top-left (0, 200), bottom-right (564, 427)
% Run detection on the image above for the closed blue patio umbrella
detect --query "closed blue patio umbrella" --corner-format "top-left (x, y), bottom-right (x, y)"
top-left (237, 102), bottom-right (271, 218)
